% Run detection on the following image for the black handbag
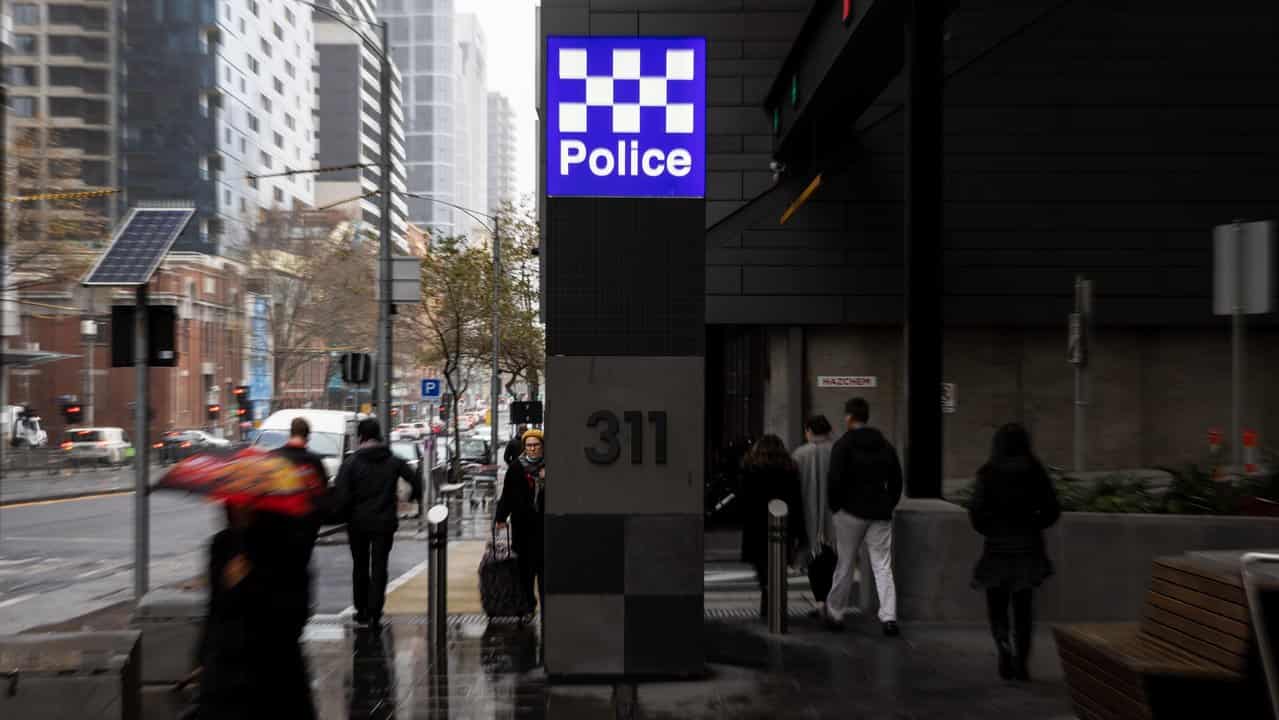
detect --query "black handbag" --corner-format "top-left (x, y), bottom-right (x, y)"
top-left (807, 544), bottom-right (837, 602)
top-left (479, 525), bottom-right (536, 618)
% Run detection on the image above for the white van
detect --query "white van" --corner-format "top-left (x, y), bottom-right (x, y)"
top-left (251, 409), bottom-right (359, 482)
top-left (62, 427), bottom-right (132, 465)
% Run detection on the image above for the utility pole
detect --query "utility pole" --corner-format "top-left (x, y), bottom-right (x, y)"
top-left (134, 286), bottom-right (150, 599)
top-left (491, 214), bottom-right (501, 462)
top-left (1070, 277), bottom-right (1092, 472)
top-left (376, 20), bottom-right (394, 437)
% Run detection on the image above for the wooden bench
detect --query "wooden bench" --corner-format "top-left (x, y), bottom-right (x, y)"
top-left (1054, 554), bottom-right (1267, 719)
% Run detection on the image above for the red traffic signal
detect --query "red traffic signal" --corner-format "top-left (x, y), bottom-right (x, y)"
top-left (64, 405), bottom-right (83, 424)
top-left (207, 404), bottom-right (222, 420)
top-left (232, 385), bottom-right (249, 397)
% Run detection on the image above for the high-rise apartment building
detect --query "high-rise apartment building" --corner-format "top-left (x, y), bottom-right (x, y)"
top-left (381, 1), bottom-right (490, 237)
top-left (380, 0), bottom-right (456, 234)
top-left (452, 13), bottom-right (486, 229)
top-left (486, 91), bottom-right (516, 214)
top-left (122, 0), bottom-right (318, 253)
top-left (313, 0), bottom-right (408, 248)
top-left (3, 0), bottom-right (121, 235)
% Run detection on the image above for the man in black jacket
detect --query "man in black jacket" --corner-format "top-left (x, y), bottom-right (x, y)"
top-left (331, 418), bottom-right (422, 627)
top-left (824, 397), bottom-right (903, 636)
top-left (263, 418), bottom-right (329, 631)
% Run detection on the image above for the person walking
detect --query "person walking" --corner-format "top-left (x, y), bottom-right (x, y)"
top-left (195, 504), bottom-right (316, 719)
top-left (504, 424), bottom-right (530, 467)
top-left (330, 418), bottom-right (422, 627)
top-left (495, 428), bottom-right (546, 617)
top-left (739, 434), bottom-right (806, 618)
top-left (793, 415), bottom-right (835, 615)
top-left (825, 397), bottom-right (903, 636)
top-left (969, 423), bottom-right (1061, 682)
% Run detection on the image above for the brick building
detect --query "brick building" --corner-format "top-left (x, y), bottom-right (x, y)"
top-left (9, 252), bottom-right (249, 442)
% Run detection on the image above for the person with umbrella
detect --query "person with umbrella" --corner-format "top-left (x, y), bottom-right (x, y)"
top-left (158, 445), bottom-right (328, 718)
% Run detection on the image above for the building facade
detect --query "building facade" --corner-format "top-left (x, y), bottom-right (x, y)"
top-left (10, 253), bottom-right (248, 441)
top-left (122, 0), bottom-right (318, 254)
top-left (452, 13), bottom-right (486, 229)
top-left (486, 91), bottom-right (516, 213)
top-left (313, 0), bottom-right (409, 249)
top-left (3, 0), bottom-right (121, 234)
top-left (540, 0), bottom-right (1279, 486)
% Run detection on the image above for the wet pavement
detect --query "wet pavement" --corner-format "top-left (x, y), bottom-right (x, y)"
top-left (303, 613), bottom-right (1075, 719)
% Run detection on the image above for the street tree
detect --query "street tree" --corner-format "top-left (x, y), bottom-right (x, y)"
top-left (245, 208), bottom-right (376, 403)
top-left (405, 234), bottom-right (491, 479)
top-left (488, 200), bottom-right (545, 403)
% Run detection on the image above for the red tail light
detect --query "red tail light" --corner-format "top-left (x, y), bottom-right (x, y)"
top-left (61, 441), bottom-right (73, 451)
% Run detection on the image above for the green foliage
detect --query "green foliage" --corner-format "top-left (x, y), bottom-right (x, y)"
top-left (952, 464), bottom-right (1279, 516)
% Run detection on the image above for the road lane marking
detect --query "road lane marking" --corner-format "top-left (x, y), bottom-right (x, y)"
top-left (0, 594), bottom-right (36, 610)
top-left (338, 559), bottom-right (430, 616)
top-left (0, 490), bottom-right (135, 509)
top-left (3, 536), bottom-right (131, 544)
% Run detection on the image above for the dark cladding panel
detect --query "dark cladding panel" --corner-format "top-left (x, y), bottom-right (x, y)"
top-left (547, 197), bottom-right (704, 357)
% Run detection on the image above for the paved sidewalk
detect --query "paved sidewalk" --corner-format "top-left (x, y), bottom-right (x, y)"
top-left (299, 614), bottom-right (1074, 719)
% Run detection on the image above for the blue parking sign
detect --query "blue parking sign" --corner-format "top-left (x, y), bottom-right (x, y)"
top-left (421, 379), bottom-right (442, 399)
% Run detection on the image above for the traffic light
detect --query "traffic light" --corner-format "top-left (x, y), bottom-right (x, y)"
top-left (63, 404), bottom-right (83, 425)
top-left (207, 404), bottom-right (222, 421)
top-left (233, 385), bottom-right (251, 421)
top-left (439, 404), bottom-right (449, 421)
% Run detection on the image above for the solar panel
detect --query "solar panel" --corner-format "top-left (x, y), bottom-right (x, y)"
top-left (83, 208), bottom-right (196, 286)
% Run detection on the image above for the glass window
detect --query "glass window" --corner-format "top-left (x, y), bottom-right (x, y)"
top-left (260, 94), bottom-right (272, 112)
top-left (239, 17), bottom-right (246, 33)
top-left (247, 113), bottom-right (259, 132)
top-left (13, 4), bottom-right (39, 24)
top-left (273, 22), bottom-right (283, 40)
top-left (284, 113), bottom-right (295, 130)
top-left (7, 66), bottom-right (38, 86)
top-left (260, 38), bottom-right (272, 57)
top-left (285, 60), bottom-right (295, 78)
top-left (247, 55), bottom-right (259, 74)
top-left (273, 131), bottom-right (283, 148)
top-left (260, 150), bottom-right (271, 168)
top-left (273, 76), bottom-right (284, 94)
top-left (391, 23), bottom-right (408, 43)
top-left (10, 97), bottom-right (37, 117)
top-left (413, 16), bottom-right (432, 37)
top-left (284, 7), bottom-right (294, 24)
top-left (273, 187), bottom-right (284, 204)
top-left (12, 35), bottom-right (38, 55)
top-left (248, 0), bottom-right (258, 17)
top-left (414, 76), bottom-right (432, 98)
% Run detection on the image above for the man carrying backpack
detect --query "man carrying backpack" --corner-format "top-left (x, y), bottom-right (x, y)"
top-left (825, 397), bottom-right (904, 636)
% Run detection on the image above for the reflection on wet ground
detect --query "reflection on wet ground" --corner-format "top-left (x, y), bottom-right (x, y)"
top-left (306, 613), bottom-right (1074, 719)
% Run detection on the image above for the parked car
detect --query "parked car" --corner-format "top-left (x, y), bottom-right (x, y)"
top-left (389, 439), bottom-right (425, 510)
top-left (62, 427), bottom-right (133, 466)
top-left (251, 409), bottom-right (359, 483)
top-left (158, 430), bottom-right (230, 464)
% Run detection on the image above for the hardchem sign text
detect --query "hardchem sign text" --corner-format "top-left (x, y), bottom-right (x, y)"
top-left (546, 36), bottom-right (706, 198)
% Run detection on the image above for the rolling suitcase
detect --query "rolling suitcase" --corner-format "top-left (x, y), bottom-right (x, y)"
top-left (479, 525), bottom-right (535, 618)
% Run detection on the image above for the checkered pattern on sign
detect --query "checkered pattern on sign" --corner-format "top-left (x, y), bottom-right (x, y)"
top-left (557, 47), bottom-right (697, 135)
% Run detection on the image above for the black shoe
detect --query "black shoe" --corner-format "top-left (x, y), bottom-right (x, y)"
top-left (996, 641), bottom-right (1015, 680)
top-left (1013, 658), bottom-right (1031, 682)
top-left (882, 621), bottom-right (900, 637)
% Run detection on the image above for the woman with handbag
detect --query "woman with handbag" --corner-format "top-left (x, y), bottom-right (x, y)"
top-left (495, 428), bottom-right (546, 619)
top-left (739, 434), bottom-right (806, 619)
top-left (969, 423), bottom-right (1062, 682)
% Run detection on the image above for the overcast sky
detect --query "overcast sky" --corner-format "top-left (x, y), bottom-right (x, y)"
top-left (455, 0), bottom-right (540, 203)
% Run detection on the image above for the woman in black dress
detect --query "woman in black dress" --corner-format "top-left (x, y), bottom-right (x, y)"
top-left (739, 434), bottom-right (806, 618)
top-left (495, 428), bottom-right (546, 618)
top-left (969, 423), bottom-right (1061, 682)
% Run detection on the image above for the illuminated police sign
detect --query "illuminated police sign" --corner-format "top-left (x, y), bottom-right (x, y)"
top-left (546, 36), bottom-right (706, 198)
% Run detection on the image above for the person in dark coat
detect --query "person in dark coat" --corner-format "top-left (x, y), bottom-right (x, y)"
top-left (739, 434), bottom-right (806, 618)
top-left (969, 422), bottom-right (1062, 682)
top-left (825, 397), bottom-right (904, 636)
top-left (262, 417), bottom-right (328, 628)
top-left (495, 428), bottom-right (545, 617)
top-left (330, 418), bottom-right (422, 627)
top-left (503, 424), bottom-right (529, 467)
top-left (195, 505), bottom-right (316, 720)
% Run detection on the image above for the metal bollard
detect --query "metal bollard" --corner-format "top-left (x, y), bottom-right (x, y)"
top-left (427, 504), bottom-right (449, 665)
top-left (767, 499), bottom-right (788, 634)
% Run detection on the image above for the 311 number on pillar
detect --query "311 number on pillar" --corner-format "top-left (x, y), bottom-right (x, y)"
top-left (585, 410), bottom-right (668, 465)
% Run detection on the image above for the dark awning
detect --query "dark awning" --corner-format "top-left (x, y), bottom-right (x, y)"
top-left (0, 349), bottom-right (81, 368)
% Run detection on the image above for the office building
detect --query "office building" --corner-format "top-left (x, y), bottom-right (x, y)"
top-left (122, 0), bottom-right (318, 253)
top-left (452, 13), bottom-right (486, 229)
top-left (313, 0), bottom-right (409, 248)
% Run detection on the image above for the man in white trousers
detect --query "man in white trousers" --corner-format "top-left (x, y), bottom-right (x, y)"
top-left (824, 397), bottom-right (904, 636)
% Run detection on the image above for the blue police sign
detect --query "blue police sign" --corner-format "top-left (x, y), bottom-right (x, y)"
top-left (546, 36), bottom-right (706, 198)
top-left (421, 379), bottom-right (442, 399)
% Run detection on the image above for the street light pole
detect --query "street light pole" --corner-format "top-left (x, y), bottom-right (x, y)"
top-left (491, 214), bottom-right (500, 463)
top-left (376, 20), bottom-right (394, 436)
